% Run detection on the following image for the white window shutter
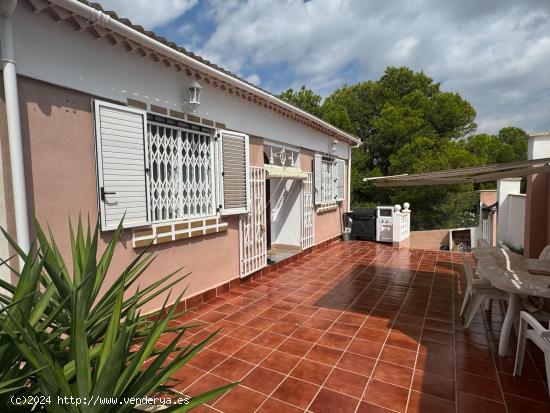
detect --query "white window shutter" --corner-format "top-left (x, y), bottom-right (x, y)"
top-left (94, 100), bottom-right (151, 231)
top-left (314, 154), bottom-right (322, 205)
top-left (218, 130), bottom-right (249, 215)
top-left (336, 159), bottom-right (345, 201)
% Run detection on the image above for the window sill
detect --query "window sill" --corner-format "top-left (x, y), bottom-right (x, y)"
top-left (316, 202), bottom-right (339, 213)
top-left (132, 216), bottom-right (228, 248)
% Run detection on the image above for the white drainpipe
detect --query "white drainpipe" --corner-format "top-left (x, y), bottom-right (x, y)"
top-left (1, 0), bottom-right (31, 263)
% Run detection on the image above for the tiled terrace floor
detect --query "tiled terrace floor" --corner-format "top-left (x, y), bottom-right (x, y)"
top-left (168, 241), bottom-right (550, 413)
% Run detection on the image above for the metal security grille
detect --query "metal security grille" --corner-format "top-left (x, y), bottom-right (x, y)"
top-left (321, 159), bottom-right (335, 203)
top-left (148, 122), bottom-right (215, 222)
top-left (239, 167), bottom-right (266, 277)
top-left (301, 172), bottom-right (314, 249)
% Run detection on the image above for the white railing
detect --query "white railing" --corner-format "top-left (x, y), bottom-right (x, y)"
top-left (392, 203), bottom-right (411, 243)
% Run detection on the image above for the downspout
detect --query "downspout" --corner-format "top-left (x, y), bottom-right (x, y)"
top-left (0, 0), bottom-right (31, 264)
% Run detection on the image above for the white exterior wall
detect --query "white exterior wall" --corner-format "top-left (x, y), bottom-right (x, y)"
top-left (12, 7), bottom-right (350, 160)
top-left (270, 178), bottom-right (301, 247)
top-left (497, 178), bottom-right (524, 249)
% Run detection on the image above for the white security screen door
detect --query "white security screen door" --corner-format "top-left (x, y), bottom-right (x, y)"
top-left (301, 172), bottom-right (314, 250)
top-left (239, 166), bottom-right (267, 277)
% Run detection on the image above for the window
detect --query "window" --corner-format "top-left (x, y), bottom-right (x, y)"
top-left (94, 100), bottom-right (250, 231)
top-left (314, 155), bottom-right (345, 206)
top-left (148, 122), bottom-right (215, 222)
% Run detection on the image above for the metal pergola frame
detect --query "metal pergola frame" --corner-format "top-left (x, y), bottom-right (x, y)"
top-left (363, 158), bottom-right (550, 187)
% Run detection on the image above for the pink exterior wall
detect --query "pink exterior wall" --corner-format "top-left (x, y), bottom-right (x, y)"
top-left (1, 76), bottom-right (348, 311)
top-left (524, 172), bottom-right (550, 258)
top-left (479, 190), bottom-right (497, 206)
top-left (5, 77), bottom-right (250, 312)
top-left (300, 150), bottom-right (348, 244)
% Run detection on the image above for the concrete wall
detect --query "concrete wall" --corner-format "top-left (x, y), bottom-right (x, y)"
top-left (410, 229), bottom-right (449, 250)
top-left (270, 178), bottom-right (301, 247)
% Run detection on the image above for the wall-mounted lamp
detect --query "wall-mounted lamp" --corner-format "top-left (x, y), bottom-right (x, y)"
top-left (186, 80), bottom-right (203, 113)
top-left (331, 139), bottom-right (338, 152)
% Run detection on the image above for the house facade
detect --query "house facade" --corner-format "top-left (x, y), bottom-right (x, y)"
top-left (0, 0), bottom-right (360, 310)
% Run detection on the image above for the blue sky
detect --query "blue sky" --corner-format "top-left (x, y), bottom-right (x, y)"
top-left (99, 0), bottom-right (550, 134)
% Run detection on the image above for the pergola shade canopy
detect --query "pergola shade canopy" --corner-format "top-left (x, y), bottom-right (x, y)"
top-left (364, 158), bottom-right (550, 187)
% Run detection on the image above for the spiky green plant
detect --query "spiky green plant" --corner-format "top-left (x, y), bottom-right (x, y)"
top-left (0, 218), bottom-right (236, 412)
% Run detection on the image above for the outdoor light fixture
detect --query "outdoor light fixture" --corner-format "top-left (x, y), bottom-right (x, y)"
top-left (186, 80), bottom-right (203, 113)
top-left (331, 139), bottom-right (338, 152)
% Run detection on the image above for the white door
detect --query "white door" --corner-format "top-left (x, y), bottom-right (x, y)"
top-left (239, 166), bottom-right (267, 277)
top-left (301, 172), bottom-right (315, 250)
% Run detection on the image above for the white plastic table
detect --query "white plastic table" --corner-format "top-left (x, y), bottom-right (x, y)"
top-left (472, 246), bottom-right (550, 356)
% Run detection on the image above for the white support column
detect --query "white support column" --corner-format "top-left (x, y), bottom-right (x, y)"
top-left (1, 3), bottom-right (31, 269)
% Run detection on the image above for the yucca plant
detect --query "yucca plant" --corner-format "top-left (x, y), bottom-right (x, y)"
top-left (0, 218), bottom-right (236, 412)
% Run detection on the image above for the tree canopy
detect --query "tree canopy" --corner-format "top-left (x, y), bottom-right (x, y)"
top-left (277, 67), bottom-right (529, 230)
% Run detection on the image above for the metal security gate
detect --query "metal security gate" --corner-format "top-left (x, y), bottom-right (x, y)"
top-left (301, 172), bottom-right (314, 250)
top-left (239, 166), bottom-right (267, 277)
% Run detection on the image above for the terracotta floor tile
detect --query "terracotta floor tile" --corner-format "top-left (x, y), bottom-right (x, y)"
top-left (252, 331), bottom-right (287, 349)
top-left (303, 317), bottom-right (334, 331)
top-left (272, 376), bottom-right (319, 408)
top-left (411, 369), bottom-right (455, 401)
top-left (456, 392), bottom-right (506, 413)
top-left (338, 312), bottom-right (367, 326)
top-left (338, 352), bottom-right (376, 377)
top-left (232, 342), bottom-right (272, 364)
top-left (245, 316), bottom-right (274, 330)
top-left (210, 357), bottom-right (255, 381)
top-left (379, 345), bottom-right (416, 369)
top-left (356, 327), bottom-right (389, 343)
top-left (328, 321), bottom-right (360, 337)
top-left (344, 338), bottom-right (382, 360)
top-left (498, 373), bottom-right (550, 403)
top-left (415, 352), bottom-right (454, 378)
top-left (385, 331), bottom-right (418, 352)
top-left (171, 365), bottom-right (206, 391)
top-left (372, 361), bottom-right (413, 388)
top-left (309, 387), bottom-right (360, 413)
top-left (407, 390), bottom-right (455, 413)
top-left (504, 393), bottom-right (550, 413)
top-left (277, 337), bottom-right (314, 357)
top-left (364, 379), bottom-right (410, 412)
top-left (242, 366), bottom-right (286, 395)
top-left (208, 335), bottom-right (247, 356)
top-left (260, 350), bottom-right (301, 374)
top-left (290, 358), bottom-right (333, 385)
top-left (455, 353), bottom-right (498, 379)
top-left (456, 371), bottom-right (503, 402)
top-left (256, 397), bottom-right (303, 413)
top-left (184, 373), bottom-right (232, 403)
top-left (325, 368), bottom-right (369, 398)
top-left (318, 332), bottom-right (353, 350)
top-left (213, 386), bottom-right (266, 413)
top-left (291, 326), bottom-right (325, 342)
top-left (306, 344), bottom-right (344, 366)
top-left (356, 401), bottom-right (395, 412)
top-left (188, 349), bottom-right (227, 371)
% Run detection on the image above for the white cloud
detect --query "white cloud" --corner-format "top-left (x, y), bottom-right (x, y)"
top-left (245, 73), bottom-right (261, 85)
top-left (195, 0), bottom-right (550, 133)
top-left (97, 0), bottom-right (198, 29)
top-left (96, 0), bottom-right (550, 133)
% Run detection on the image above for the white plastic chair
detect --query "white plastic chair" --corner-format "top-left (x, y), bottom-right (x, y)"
top-left (460, 252), bottom-right (507, 328)
top-left (513, 311), bottom-right (550, 396)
